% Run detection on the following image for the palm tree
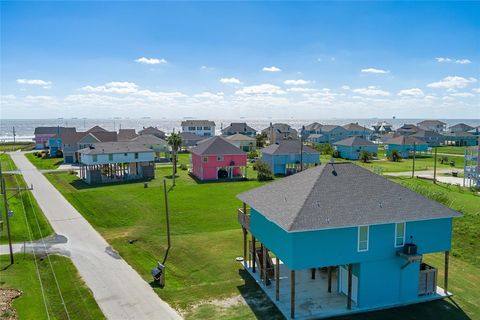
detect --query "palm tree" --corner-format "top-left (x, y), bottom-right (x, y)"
top-left (167, 132), bottom-right (182, 186)
top-left (389, 149), bottom-right (401, 162)
top-left (360, 151), bottom-right (372, 163)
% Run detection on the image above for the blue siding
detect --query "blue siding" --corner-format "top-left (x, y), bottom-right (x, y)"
top-left (336, 145), bottom-right (378, 160)
top-left (387, 143), bottom-right (428, 158)
top-left (261, 152), bottom-right (320, 175)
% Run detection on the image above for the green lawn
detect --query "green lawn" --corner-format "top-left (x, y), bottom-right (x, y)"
top-left (436, 146), bottom-right (470, 155)
top-left (0, 174), bottom-right (53, 244)
top-left (0, 254), bottom-right (105, 320)
top-left (0, 153), bottom-right (17, 171)
top-left (357, 154), bottom-right (464, 173)
top-left (0, 142), bottom-right (35, 152)
top-left (46, 167), bottom-right (480, 319)
top-left (26, 152), bottom-right (63, 170)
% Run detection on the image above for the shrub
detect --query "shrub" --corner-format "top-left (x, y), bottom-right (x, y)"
top-left (389, 149), bottom-right (401, 162)
top-left (332, 150), bottom-right (340, 158)
top-left (360, 151), bottom-right (372, 163)
top-left (253, 159), bottom-right (273, 181)
top-left (247, 150), bottom-right (258, 159)
top-left (179, 163), bottom-right (188, 170)
top-left (440, 155), bottom-right (448, 164)
top-left (313, 143), bottom-right (334, 155)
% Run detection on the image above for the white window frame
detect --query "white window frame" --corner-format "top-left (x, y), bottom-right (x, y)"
top-left (203, 156), bottom-right (208, 163)
top-left (394, 222), bottom-right (406, 248)
top-left (217, 156), bottom-right (224, 161)
top-left (357, 225), bottom-right (369, 252)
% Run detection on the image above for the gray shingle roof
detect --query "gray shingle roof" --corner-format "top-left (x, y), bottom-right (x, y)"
top-left (342, 123), bottom-right (373, 132)
top-left (79, 142), bottom-right (152, 155)
top-left (305, 122), bottom-right (323, 131)
top-left (386, 135), bottom-right (426, 145)
top-left (261, 140), bottom-right (319, 155)
top-left (34, 127), bottom-right (76, 135)
top-left (225, 133), bottom-right (256, 141)
top-left (87, 125), bottom-right (107, 133)
top-left (237, 163), bottom-right (461, 232)
top-left (131, 134), bottom-right (166, 145)
top-left (138, 126), bottom-right (166, 136)
top-left (449, 123), bottom-right (474, 132)
top-left (417, 120), bottom-right (446, 126)
top-left (333, 136), bottom-right (375, 147)
top-left (222, 123), bottom-right (257, 134)
top-left (321, 125), bottom-right (347, 133)
top-left (191, 136), bottom-right (246, 156)
top-left (118, 129), bottom-right (138, 141)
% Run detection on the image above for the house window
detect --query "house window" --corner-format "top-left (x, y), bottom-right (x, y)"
top-left (92, 155), bottom-right (98, 162)
top-left (197, 126), bottom-right (202, 130)
top-left (188, 126), bottom-right (196, 130)
top-left (203, 126), bottom-right (210, 130)
top-left (124, 153), bottom-right (128, 156)
top-left (203, 157), bottom-right (208, 163)
top-left (217, 156), bottom-right (224, 161)
top-left (358, 226), bottom-right (369, 252)
top-left (108, 154), bottom-right (113, 161)
top-left (395, 222), bottom-right (406, 247)
top-left (134, 153), bottom-right (139, 159)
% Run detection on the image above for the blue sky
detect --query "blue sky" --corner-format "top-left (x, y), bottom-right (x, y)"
top-left (1, 1), bottom-right (479, 119)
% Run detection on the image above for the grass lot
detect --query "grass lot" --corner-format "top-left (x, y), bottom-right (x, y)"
top-left (0, 254), bottom-right (105, 320)
top-left (46, 166), bottom-right (479, 319)
top-left (0, 142), bottom-right (35, 152)
top-left (0, 153), bottom-right (17, 171)
top-left (436, 146), bottom-right (470, 155)
top-left (0, 174), bottom-right (53, 244)
top-left (26, 152), bottom-right (63, 170)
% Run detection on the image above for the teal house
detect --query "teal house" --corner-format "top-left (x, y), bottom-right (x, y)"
top-left (333, 137), bottom-right (378, 160)
top-left (260, 140), bottom-right (320, 175)
top-left (236, 163), bottom-right (461, 319)
top-left (386, 135), bottom-right (428, 158)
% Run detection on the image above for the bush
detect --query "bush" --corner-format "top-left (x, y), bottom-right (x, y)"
top-left (253, 159), bottom-right (273, 181)
top-left (360, 151), bottom-right (372, 163)
top-left (247, 150), bottom-right (258, 159)
top-left (440, 155), bottom-right (448, 164)
top-left (389, 149), bottom-right (401, 162)
top-left (332, 150), bottom-right (340, 158)
top-left (313, 143), bottom-right (334, 155)
top-left (179, 163), bottom-right (188, 170)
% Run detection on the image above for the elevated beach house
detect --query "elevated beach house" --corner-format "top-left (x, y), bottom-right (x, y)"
top-left (444, 132), bottom-right (478, 146)
top-left (222, 122), bottom-right (257, 137)
top-left (411, 130), bottom-right (445, 147)
top-left (225, 133), bottom-right (256, 152)
top-left (180, 132), bottom-right (207, 150)
top-left (260, 140), bottom-right (320, 175)
top-left (306, 125), bottom-right (349, 144)
top-left (261, 123), bottom-right (298, 143)
top-left (386, 136), bottom-right (428, 158)
top-left (333, 137), bottom-right (378, 160)
top-left (416, 120), bottom-right (447, 133)
top-left (448, 123), bottom-right (474, 133)
top-left (34, 126), bottom-right (75, 149)
top-left (138, 126), bottom-right (166, 139)
top-left (342, 123), bottom-right (373, 140)
top-left (78, 142), bottom-right (155, 184)
top-left (181, 120), bottom-right (216, 137)
top-left (130, 134), bottom-right (169, 161)
top-left (236, 163), bottom-right (461, 319)
top-left (190, 136), bottom-right (247, 181)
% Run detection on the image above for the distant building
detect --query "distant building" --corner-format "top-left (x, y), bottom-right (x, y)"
top-left (261, 123), bottom-right (298, 143)
top-left (444, 132), bottom-right (478, 146)
top-left (333, 137), bottom-right (378, 160)
top-left (225, 133), bottom-right (256, 152)
top-left (306, 125), bottom-right (349, 144)
top-left (180, 132), bottom-right (207, 149)
top-left (78, 142), bottom-right (155, 184)
top-left (190, 136), bottom-right (247, 181)
top-left (222, 122), bottom-right (257, 137)
top-left (130, 134), bottom-right (169, 161)
top-left (371, 121), bottom-right (393, 134)
top-left (61, 128), bottom-right (118, 163)
top-left (138, 126), bottom-right (166, 139)
top-left (118, 129), bottom-right (138, 141)
top-left (342, 123), bottom-right (373, 140)
top-left (304, 122), bottom-right (323, 137)
top-left (260, 140), bottom-right (320, 175)
top-left (417, 120), bottom-right (446, 133)
top-left (448, 123), bottom-right (474, 133)
top-left (396, 124), bottom-right (421, 136)
top-left (34, 126), bottom-right (76, 149)
top-left (411, 130), bottom-right (445, 147)
top-left (181, 120), bottom-right (216, 137)
top-left (386, 136), bottom-right (428, 158)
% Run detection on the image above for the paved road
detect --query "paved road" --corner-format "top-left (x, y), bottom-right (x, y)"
top-left (9, 151), bottom-right (181, 320)
top-left (385, 169), bottom-right (465, 186)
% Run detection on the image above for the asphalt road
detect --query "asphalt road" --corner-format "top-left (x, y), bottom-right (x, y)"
top-left (9, 151), bottom-right (181, 320)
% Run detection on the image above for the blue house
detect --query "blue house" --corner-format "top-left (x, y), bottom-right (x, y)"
top-left (260, 140), bottom-right (320, 175)
top-left (444, 132), bottom-right (478, 146)
top-left (386, 135), bottom-right (428, 158)
top-left (236, 163), bottom-right (461, 319)
top-left (333, 137), bottom-right (378, 160)
top-left (342, 123), bottom-right (373, 140)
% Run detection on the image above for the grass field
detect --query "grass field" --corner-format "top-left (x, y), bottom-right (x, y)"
top-left (26, 152), bottom-right (63, 170)
top-left (0, 142), bottom-right (35, 152)
top-left (0, 254), bottom-right (105, 320)
top-left (45, 166), bottom-right (480, 319)
top-left (0, 174), bottom-right (53, 244)
top-left (0, 153), bottom-right (17, 171)
top-left (436, 146), bottom-right (471, 155)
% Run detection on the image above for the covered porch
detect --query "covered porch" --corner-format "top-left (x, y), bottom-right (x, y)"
top-left (216, 164), bottom-right (248, 180)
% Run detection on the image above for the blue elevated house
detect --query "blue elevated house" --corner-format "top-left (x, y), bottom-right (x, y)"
top-left (236, 163), bottom-right (461, 319)
top-left (260, 140), bottom-right (320, 175)
top-left (333, 137), bottom-right (378, 160)
top-left (386, 135), bottom-right (428, 158)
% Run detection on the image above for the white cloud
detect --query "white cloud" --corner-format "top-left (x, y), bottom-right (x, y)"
top-left (341, 85), bottom-right (350, 90)
top-left (80, 81), bottom-right (139, 94)
top-left (16, 79), bottom-right (52, 88)
top-left (397, 88), bottom-right (424, 98)
top-left (361, 68), bottom-right (389, 74)
top-left (262, 66), bottom-right (281, 72)
top-left (287, 87), bottom-right (318, 93)
top-left (472, 88), bottom-right (480, 93)
top-left (220, 77), bottom-right (241, 84)
top-left (284, 79), bottom-right (310, 86)
top-left (235, 84), bottom-right (285, 95)
top-left (455, 59), bottom-right (471, 64)
top-left (135, 57), bottom-right (167, 65)
top-left (427, 76), bottom-right (477, 89)
top-left (435, 57), bottom-right (452, 63)
top-left (435, 57), bottom-right (472, 64)
top-left (352, 86), bottom-right (390, 96)
top-left (193, 92), bottom-right (224, 100)
top-left (449, 92), bottom-right (474, 97)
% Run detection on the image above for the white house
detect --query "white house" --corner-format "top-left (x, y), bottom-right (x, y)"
top-left (181, 120), bottom-right (216, 137)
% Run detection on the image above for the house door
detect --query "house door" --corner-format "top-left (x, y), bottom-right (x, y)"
top-left (339, 265), bottom-right (358, 304)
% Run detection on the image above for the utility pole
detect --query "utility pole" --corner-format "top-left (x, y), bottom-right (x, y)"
top-left (411, 142), bottom-right (416, 178)
top-left (300, 125), bottom-right (305, 172)
top-left (433, 147), bottom-right (437, 184)
top-left (12, 127), bottom-right (16, 144)
top-left (162, 179), bottom-right (171, 265)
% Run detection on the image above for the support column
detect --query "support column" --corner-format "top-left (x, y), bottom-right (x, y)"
top-left (444, 251), bottom-right (449, 294)
top-left (311, 268), bottom-right (315, 280)
top-left (252, 235), bottom-right (256, 273)
top-left (275, 257), bottom-right (280, 301)
top-left (347, 264), bottom-right (353, 310)
top-left (327, 267), bottom-right (332, 293)
top-left (243, 227), bottom-right (247, 268)
top-left (263, 245), bottom-right (267, 285)
top-left (290, 270), bottom-right (295, 319)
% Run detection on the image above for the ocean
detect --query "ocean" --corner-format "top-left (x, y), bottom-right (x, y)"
top-left (1, 118), bottom-right (479, 142)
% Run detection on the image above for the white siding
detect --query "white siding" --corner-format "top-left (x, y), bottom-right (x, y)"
top-left (80, 151), bottom-right (154, 165)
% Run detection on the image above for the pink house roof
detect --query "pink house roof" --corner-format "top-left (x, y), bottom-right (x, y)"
top-left (191, 136), bottom-right (246, 156)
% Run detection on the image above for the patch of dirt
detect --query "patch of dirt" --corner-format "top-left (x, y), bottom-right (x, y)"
top-left (0, 288), bottom-right (22, 320)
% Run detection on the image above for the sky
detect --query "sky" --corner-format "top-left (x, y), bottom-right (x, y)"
top-left (1, 1), bottom-right (479, 119)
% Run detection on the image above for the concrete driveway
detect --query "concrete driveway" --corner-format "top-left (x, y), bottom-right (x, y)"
top-left (9, 151), bottom-right (181, 320)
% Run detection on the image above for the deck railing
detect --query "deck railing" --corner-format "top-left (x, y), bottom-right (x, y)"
top-left (419, 263), bottom-right (437, 295)
top-left (237, 208), bottom-right (251, 231)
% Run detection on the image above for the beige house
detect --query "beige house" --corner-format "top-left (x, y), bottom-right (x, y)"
top-left (226, 133), bottom-right (256, 152)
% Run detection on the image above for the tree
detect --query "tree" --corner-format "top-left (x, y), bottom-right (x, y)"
top-left (253, 159), bottom-right (273, 181)
top-left (360, 151), bottom-right (372, 163)
top-left (389, 149), bottom-right (401, 162)
top-left (247, 150), bottom-right (258, 159)
top-left (256, 133), bottom-right (267, 148)
top-left (167, 132), bottom-right (182, 186)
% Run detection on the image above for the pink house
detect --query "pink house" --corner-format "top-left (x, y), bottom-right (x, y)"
top-left (34, 126), bottom-right (76, 149)
top-left (190, 136), bottom-right (248, 181)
